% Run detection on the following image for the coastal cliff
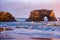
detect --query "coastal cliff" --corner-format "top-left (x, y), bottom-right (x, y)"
top-left (0, 11), bottom-right (16, 22)
top-left (26, 9), bottom-right (57, 22)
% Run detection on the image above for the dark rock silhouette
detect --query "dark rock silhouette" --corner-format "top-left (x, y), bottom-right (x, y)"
top-left (0, 27), bottom-right (14, 32)
top-left (0, 11), bottom-right (16, 22)
top-left (26, 9), bottom-right (57, 22)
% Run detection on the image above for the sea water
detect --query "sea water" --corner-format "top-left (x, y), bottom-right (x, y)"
top-left (0, 18), bottom-right (60, 31)
top-left (0, 18), bottom-right (60, 38)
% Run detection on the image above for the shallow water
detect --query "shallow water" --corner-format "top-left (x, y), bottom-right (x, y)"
top-left (0, 21), bottom-right (60, 31)
top-left (0, 18), bottom-right (60, 39)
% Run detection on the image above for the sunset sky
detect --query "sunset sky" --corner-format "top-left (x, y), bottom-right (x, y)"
top-left (0, 0), bottom-right (60, 18)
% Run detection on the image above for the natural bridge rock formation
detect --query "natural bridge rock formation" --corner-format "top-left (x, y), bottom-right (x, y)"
top-left (0, 11), bottom-right (16, 22)
top-left (26, 9), bottom-right (57, 22)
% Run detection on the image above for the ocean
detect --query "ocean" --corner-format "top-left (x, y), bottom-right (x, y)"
top-left (0, 18), bottom-right (60, 31)
top-left (0, 18), bottom-right (60, 40)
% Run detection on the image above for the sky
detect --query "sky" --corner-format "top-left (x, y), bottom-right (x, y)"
top-left (0, 0), bottom-right (60, 18)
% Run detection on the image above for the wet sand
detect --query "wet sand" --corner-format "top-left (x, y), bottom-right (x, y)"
top-left (0, 34), bottom-right (59, 40)
top-left (0, 36), bottom-right (60, 40)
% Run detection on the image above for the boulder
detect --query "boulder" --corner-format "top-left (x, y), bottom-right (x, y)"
top-left (26, 9), bottom-right (57, 22)
top-left (0, 11), bottom-right (16, 22)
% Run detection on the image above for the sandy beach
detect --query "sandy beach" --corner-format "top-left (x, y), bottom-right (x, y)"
top-left (0, 35), bottom-right (60, 40)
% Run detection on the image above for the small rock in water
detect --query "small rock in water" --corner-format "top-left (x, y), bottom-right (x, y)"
top-left (0, 27), bottom-right (14, 32)
top-left (0, 27), bottom-right (5, 32)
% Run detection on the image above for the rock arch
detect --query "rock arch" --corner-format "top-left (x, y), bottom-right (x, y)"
top-left (26, 9), bottom-right (57, 22)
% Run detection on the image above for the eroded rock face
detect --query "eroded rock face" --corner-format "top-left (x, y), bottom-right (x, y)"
top-left (0, 11), bottom-right (16, 22)
top-left (26, 9), bottom-right (57, 22)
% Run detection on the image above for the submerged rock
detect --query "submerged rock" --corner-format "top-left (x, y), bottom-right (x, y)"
top-left (0, 11), bottom-right (16, 22)
top-left (0, 27), bottom-right (14, 32)
top-left (26, 9), bottom-right (57, 22)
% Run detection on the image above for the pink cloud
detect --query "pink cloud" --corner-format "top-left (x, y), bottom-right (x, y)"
top-left (0, 0), bottom-right (60, 18)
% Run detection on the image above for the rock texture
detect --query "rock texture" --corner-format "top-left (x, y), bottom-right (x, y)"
top-left (0, 11), bottom-right (16, 22)
top-left (26, 9), bottom-right (57, 22)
